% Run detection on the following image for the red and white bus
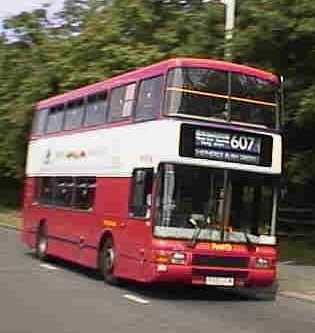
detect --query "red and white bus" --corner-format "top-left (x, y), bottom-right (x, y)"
top-left (22, 58), bottom-right (282, 298)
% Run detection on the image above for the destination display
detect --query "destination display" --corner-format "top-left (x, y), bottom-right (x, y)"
top-left (195, 129), bottom-right (261, 165)
top-left (180, 124), bottom-right (272, 167)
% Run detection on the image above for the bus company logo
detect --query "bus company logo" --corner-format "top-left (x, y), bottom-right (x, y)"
top-left (211, 243), bottom-right (233, 252)
top-left (66, 149), bottom-right (87, 160)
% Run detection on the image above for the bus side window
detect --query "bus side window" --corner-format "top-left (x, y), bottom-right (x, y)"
top-left (46, 105), bottom-right (65, 133)
top-left (84, 92), bottom-right (107, 127)
top-left (54, 177), bottom-right (74, 207)
top-left (37, 177), bottom-right (54, 205)
top-left (129, 169), bottom-right (153, 218)
top-left (135, 76), bottom-right (163, 121)
top-left (64, 99), bottom-right (85, 130)
top-left (108, 83), bottom-right (136, 122)
top-left (73, 177), bottom-right (96, 210)
top-left (32, 109), bottom-right (49, 136)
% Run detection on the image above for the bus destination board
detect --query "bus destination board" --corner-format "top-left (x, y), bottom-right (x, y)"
top-left (180, 124), bottom-right (272, 167)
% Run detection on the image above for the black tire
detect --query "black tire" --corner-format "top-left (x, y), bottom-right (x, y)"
top-left (36, 224), bottom-right (48, 261)
top-left (99, 238), bottom-right (120, 285)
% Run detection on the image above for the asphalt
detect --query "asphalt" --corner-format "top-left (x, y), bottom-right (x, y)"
top-left (1, 227), bottom-right (315, 333)
top-left (279, 263), bottom-right (315, 303)
top-left (0, 228), bottom-right (315, 333)
top-left (1, 223), bottom-right (315, 304)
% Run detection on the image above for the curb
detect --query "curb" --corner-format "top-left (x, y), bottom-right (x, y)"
top-left (280, 291), bottom-right (315, 304)
top-left (0, 223), bottom-right (20, 231)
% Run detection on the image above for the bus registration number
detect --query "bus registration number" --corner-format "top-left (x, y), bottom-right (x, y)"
top-left (205, 277), bottom-right (234, 286)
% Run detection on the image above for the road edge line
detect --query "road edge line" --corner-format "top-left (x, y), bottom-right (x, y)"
top-left (0, 223), bottom-right (20, 231)
top-left (280, 291), bottom-right (315, 304)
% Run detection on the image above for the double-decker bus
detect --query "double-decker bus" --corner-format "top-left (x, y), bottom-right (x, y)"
top-left (22, 58), bottom-right (282, 299)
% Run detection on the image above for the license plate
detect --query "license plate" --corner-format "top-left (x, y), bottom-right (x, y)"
top-left (205, 277), bottom-right (234, 286)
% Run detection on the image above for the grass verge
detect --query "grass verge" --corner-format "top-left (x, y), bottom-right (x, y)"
top-left (0, 207), bottom-right (21, 229)
top-left (279, 235), bottom-right (315, 265)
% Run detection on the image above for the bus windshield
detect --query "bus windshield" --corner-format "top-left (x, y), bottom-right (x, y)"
top-left (165, 67), bottom-right (278, 128)
top-left (154, 164), bottom-right (277, 245)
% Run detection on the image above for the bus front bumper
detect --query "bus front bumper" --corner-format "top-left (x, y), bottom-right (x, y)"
top-left (147, 263), bottom-right (276, 288)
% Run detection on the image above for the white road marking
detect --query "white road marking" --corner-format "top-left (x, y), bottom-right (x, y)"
top-left (123, 294), bottom-right (150, 305)
top-left (280, 261), bottom-right (295, 265)
top-left (280, 291), bottom-right (315, 303)
top-left (39, 263), bottom-right (58, 271)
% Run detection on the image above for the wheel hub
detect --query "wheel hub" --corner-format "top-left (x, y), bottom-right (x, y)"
top-left (105, 247), bottom-right (114, 271)
top-left (39, 237), bottom-right (47, 254)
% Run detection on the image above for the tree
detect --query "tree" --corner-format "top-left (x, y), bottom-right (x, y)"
top-left (1, 0), bottom-right (315, 207)
top-left (231, 0), bottom-right (315, 204)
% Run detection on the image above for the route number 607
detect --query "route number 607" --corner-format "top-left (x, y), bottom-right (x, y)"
top-left (230, 135), bottom-right (255, 152)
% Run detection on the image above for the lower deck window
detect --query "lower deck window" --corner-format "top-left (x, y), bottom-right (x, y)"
top-left (55, 177), bottom-right (74, 207)
top-left (35, 176), bottom-right (96, 210)
top-left (73, 178), bottom-right (96, 210)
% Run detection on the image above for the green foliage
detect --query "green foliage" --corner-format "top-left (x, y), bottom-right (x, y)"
top-left (0, 0), bottom-right (315, 201)
top-left (233, 0), bottom-right (315, 193)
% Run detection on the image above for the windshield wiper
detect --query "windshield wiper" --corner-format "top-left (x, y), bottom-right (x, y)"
top-left (188, 218), bottom-right (203, 248)
top-left (244, 231), bottom-right (253, 245)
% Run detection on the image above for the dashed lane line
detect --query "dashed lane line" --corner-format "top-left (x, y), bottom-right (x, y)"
top-left (39, 263), bottom-right (58, 271)
top-left (123, 294), bottom-right (150, 305)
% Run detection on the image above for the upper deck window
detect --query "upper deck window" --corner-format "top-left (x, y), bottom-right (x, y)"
top-left (230, 73), bottom-right (276, 127)
top-left (108, 83), bottom-right (136, 122)
top-left (165, 67), bottom-right (228, 119)
top-left (64, 99), bottom-right (85, 130)
top-left (165, 67), bottom-right (278, 128)
top-left (84, 93), bottom-right (107, 127)
top-left (46, 105), bottom-right (65, 133)
top-left (32, 108), bottom-right (49, 136)
top-left (135, 76), bottom-right (163, 121)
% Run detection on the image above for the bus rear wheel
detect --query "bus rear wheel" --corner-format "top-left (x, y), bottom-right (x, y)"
top-left (99, 238), bottom-right (119, 285)
top-left (36, 224), bottom-right (48, 261)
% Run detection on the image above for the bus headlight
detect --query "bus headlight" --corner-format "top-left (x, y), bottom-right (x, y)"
top-left (170, 252), bottom-right (186, 265)
top-left (255, 257), bottom-right (271, 269)
top-left (154, 251), bottom-right (187, 265)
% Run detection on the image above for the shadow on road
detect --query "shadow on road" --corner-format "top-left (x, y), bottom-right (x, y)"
top-left (117, 282), bottom-right (251, 302)
top-left (25, 251), bottom-right (257, 302)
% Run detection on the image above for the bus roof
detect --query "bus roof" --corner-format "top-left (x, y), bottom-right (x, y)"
top-left (36, 57), bottom-right (279, 110)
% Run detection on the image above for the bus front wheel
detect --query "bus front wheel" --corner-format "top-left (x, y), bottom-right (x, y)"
top-left (99, 238), bottom-right (119, 285)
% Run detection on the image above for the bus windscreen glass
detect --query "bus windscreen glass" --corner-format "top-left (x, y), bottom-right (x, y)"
top-left (165, 67), bottom-right (278, 128)
top-left (154, 164), bottom-right (277, 245)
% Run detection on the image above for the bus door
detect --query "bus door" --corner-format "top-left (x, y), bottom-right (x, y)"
top-left (120, 168), bottom-right (154, 281)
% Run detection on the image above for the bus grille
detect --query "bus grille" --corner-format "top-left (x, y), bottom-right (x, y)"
top-left (192, 255), bottom-right (249, 268)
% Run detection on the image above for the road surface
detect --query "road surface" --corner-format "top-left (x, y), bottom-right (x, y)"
top-left (0, 228), bottom-right (314, 333)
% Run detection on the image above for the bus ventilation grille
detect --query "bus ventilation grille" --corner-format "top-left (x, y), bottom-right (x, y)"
top-left (192, 255), bottom-right (249, 268)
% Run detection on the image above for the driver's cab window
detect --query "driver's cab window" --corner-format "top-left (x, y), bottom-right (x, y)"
top-left (129, 168), bottom-right (153, 218)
